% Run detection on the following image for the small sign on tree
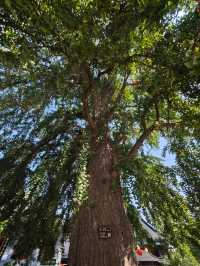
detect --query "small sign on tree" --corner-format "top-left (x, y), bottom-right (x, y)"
top-left (98, 225), bottom-right (112, 239)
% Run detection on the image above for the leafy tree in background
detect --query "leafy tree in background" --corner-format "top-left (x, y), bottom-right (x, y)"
top-left (0, 1), bottom-right (200, 265)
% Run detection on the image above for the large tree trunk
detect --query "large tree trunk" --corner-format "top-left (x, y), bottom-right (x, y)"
top-left (68, 139), bottom-right (137, 266)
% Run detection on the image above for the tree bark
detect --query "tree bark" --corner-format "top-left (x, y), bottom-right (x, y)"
top-left (68, 139), bottom-right (137, 266)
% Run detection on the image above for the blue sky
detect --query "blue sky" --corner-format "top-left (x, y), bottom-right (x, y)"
top-left (145, 137), bottom-right (176, 167)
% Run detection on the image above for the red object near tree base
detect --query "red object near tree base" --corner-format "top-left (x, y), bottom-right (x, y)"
top-left (135, 247), bottom-right (143, 256)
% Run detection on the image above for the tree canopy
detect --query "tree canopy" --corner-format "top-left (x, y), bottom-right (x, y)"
top-left (0, 0), bottom-right (200, 264)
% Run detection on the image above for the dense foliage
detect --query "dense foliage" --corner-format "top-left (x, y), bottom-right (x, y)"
top-left (0, 0), bottom-right (199, 263)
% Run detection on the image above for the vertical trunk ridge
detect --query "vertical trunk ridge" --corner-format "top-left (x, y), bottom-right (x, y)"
top-left (69, 141), bottom-right (137, 266)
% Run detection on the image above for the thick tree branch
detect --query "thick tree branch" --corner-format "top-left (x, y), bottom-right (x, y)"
top-left (158, 121), bottom-right (181, 129)
top-left (80, 63), bottom-right (97, 132)
top-left (114, 72), bottom-right (130, 105)
top-left (127, 124), bottom-right (155, 159)
top-left (104, 72), bottom-right (130, 123)
top-left (154, 100), bottom-right (160, 122)
top-left (97, 65), bottom-right (115, 78)
top-left (82, 93), bottom-right (96, 131)
top-left (127, 121), bottom-right (182, 159)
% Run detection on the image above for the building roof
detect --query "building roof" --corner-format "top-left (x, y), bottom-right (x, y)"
top-left (136, 250), bottom-right (165, 263)
top-left (140, 218), bottom-right (161, 241)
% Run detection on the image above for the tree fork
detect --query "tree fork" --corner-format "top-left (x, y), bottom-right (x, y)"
top-left (68, 140), bottom-right (137, 266)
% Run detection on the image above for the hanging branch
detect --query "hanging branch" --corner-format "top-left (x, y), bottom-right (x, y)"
top-left (24, 126), bottom-right (80, 167)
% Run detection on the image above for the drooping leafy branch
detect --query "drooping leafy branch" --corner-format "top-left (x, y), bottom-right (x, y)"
top-left (0, 0), bottom-right (199, 263)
